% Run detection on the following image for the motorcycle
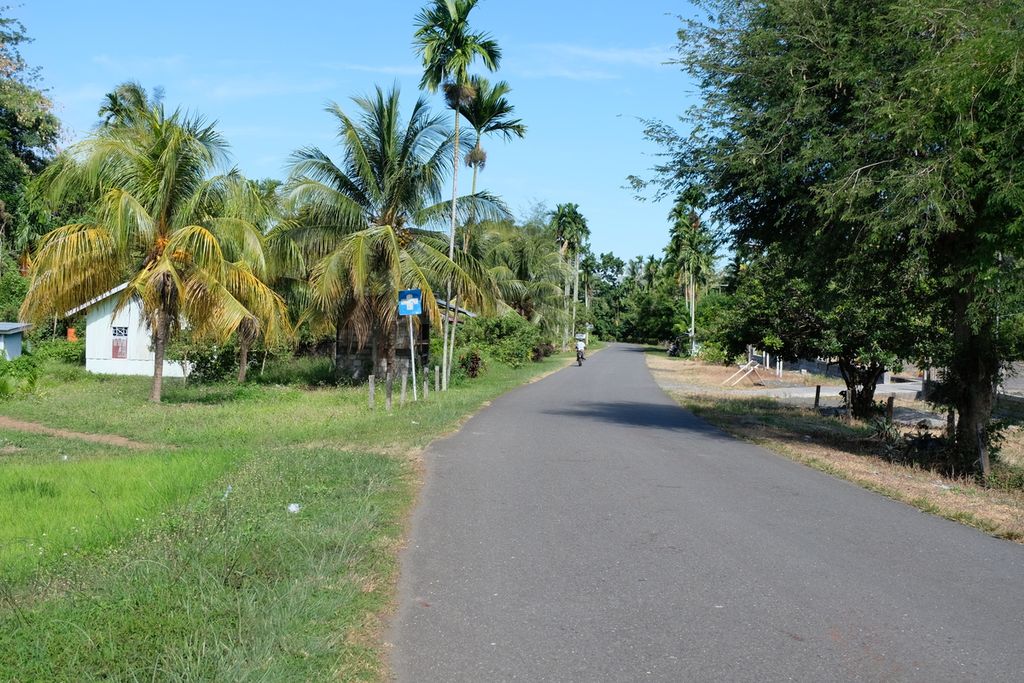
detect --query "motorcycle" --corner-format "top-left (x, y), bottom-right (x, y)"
top-left (667, 340), bottom-right (681, 357)
top-left (576, 348), bottom-right (585, 366)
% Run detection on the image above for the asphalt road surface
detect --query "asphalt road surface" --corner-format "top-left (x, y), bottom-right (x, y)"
top-left (388, 344), bottom-right (1024, 682)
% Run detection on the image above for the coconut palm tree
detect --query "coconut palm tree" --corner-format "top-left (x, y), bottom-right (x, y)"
top-left (282, 85), bottom-right (504, 375)
top-left (665, 199), bottom-right (717, 353)
top-left (551, 203), bottom-right (589, 345)
top-left (414, 0), bottom-right (501, 389)
top-left (20, 83), bottom-right (280, 401)
top-left (473, 219), bottom-right (567, 339)
top-left (458, 75), bottom-right (525, 252)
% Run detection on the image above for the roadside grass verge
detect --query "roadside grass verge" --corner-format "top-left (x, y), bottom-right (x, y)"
top-left (0, 354), bottom-right (569, 681)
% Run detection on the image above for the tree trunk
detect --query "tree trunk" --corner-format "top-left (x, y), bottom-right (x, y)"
top-left (333, 314), bottom-right (345, 380)
top-left (689, 272), bottom-right (696, 354)
top-left (838, 356), bottom-right (885, 419)
top-left (463, 153), bottom-right (480, 253)
top-left (442, 107), bottom-right (462, 391)
top-left (949, 290), bottom-right (999, 474)
top-left (149, 309), bottom-right (170, 403)
top-left (238, 339), bottom-right (250, 383)
top-left (571, 250), bottom-right (579, 337)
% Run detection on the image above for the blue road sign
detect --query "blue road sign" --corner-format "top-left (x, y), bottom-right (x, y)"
top-left (398, 289), bottom-right (423, 316)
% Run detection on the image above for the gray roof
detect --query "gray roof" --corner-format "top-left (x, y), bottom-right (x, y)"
top-left (0, 322), bottom-right (31, 334)
top-left (65, 282), bottom-right (130, 317)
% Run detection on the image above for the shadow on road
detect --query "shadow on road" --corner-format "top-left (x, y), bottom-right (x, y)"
top-left (543, 400), bottom-right (733, 440)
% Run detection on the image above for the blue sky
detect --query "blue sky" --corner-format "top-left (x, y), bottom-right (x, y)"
top-left (20, 1), bottom-right (700, 262)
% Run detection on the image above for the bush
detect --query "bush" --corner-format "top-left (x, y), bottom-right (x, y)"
top-left (458, 314), bottom-right (540, 368)
top-left (167, 335), bottom-right (237, 384)
top-left (32, 339), bottom-right (85, 365)
top-left (531, 341), bottom-right (555, 361)
top-left (0, 354), bottom-right (39, 398)
top-left (457, 347), bottom-right (486, 378)
top-left (252, 356), bottom-right (337, 387)
top-left (697, 341), bottom-right (730, 365)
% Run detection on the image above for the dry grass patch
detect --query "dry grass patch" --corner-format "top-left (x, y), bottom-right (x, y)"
top-left (646, 353), bottom-right (843, 391)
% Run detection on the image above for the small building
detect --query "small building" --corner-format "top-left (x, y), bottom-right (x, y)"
top-left (0, 322), bottom-right (31, 360)
top-left (66, 284), bottom-right (187, 377)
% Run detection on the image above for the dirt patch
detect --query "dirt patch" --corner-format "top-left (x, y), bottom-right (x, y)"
top-left (646, 354), bottom-right (842, 391)
top-left (1, 444), bottom-right (25, 454)
top-left (0, 416), bottom-right (153, 450)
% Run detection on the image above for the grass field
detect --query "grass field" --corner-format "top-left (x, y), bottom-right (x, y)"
top-left (0, 354), bottom-right (569, 681)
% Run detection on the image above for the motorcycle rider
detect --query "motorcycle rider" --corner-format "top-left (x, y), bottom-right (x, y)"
top-left (575, 337), bottom-right (586, 362)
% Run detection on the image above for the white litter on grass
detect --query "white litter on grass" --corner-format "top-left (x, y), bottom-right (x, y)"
top-left (287, 503), bottom-right (301, 514)
top-left (222, 485), bottom-right (233, 501)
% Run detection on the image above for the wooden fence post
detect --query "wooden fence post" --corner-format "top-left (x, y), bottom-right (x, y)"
top-left (368, 374), bottom-right (375, 409)
top-left (814, 385), bottom-right (821, 409)
top-left (886, 395), bottom-right (895, 421)
top-left (424, 379), bottom-right (429, 398)
top-left (434, 365), bottom-right (440, 393)
top-left (401, 371), bottom-right (408, 407)
top-left (385, 371), bottom-right (393, 412)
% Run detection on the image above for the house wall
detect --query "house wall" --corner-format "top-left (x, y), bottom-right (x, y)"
top-left (0, 333), bottom-right (21, 360)
top-left (85, 297), bottom-right (186, 377)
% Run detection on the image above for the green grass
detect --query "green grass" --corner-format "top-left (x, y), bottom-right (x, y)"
top-left (0, 355), bottom-right (569, 681)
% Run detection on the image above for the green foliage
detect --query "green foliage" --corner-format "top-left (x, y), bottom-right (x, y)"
top-left (0, 352), bottom-right (37, 396)
top-left (697, 341), bottom-right (729, 365)
top-left (31, 338), bottom-right (84, 365)
top-left (0, 253), bottom-right (27, 319)
top-left (457, 346), bottom-right (486, 378)
top-left (458, 313), bottom-right (540, 368)
top-left (167, 334), bottom-right (237, 384)
top-left (636, 0), bottom-right (1024, 467)
top-left (251, 356), bottom-right (337, 388)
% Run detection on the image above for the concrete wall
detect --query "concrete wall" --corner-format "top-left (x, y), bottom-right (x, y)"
top-left (85, 297), bottom-right (186, 377)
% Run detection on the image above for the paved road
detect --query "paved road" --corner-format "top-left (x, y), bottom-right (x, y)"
top-left (388, 344), bottom-right (1024, 682)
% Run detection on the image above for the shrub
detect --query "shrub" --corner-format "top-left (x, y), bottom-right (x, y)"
top-left (457, 347), bottom-right (486, 378)
top-left (697, 341), bottom-right (730, 365)
top-left (167, 335), bottom-right (237, 384)
top-left (253, 356), bottom-right (337, 387)
top-left (0, 354), bottom-right (39, 398)
top-left (32, 339), bottom-right (85, 365)
top-left (458, 313), bottom-right (540, 368)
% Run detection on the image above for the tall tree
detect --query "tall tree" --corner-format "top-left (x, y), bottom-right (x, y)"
top-left (414, 0), bottom-right (501, 389)
top-left (665, 197), bottom-right (716, 354)
top-left (0, 10), bottom-right (60, 275)
top-left (636, 0), bottom-right (1024, 450)
top-left (20, 84), bottom-right (279, 401)
top-left (282, 86), bottom-right (503, 375)
top-left (458, 75), bottom-right (525, 252)
top-left (551, 202), bottom-right (589, 342)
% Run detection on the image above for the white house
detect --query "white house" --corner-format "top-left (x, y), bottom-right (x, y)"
top-left (0, 322), bottom-right (31, 360)
top-left (66, 284), bottom-right (187, 377)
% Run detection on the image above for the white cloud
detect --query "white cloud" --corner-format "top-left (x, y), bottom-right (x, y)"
top-left (200, 77), bottom-right (337, 100)
top-left (514, 67), bottom-right (620, 81)
top-left (92, 54), bottom-right (188, 72)
top-left (535, 44), bottom-right (675, 68)
top-left (318, 61), bottom-right (422, 76)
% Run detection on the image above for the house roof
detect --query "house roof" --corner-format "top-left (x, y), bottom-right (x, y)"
top-left (64, 283), bottom-right (131, 318)
top-left (436, 299), bottom-right (477, 318)
top-left (0, 322), bottom-right (31, 334)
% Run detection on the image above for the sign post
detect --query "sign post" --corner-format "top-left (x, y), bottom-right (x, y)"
top-left (398, 289), bottom-right (422, 401)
